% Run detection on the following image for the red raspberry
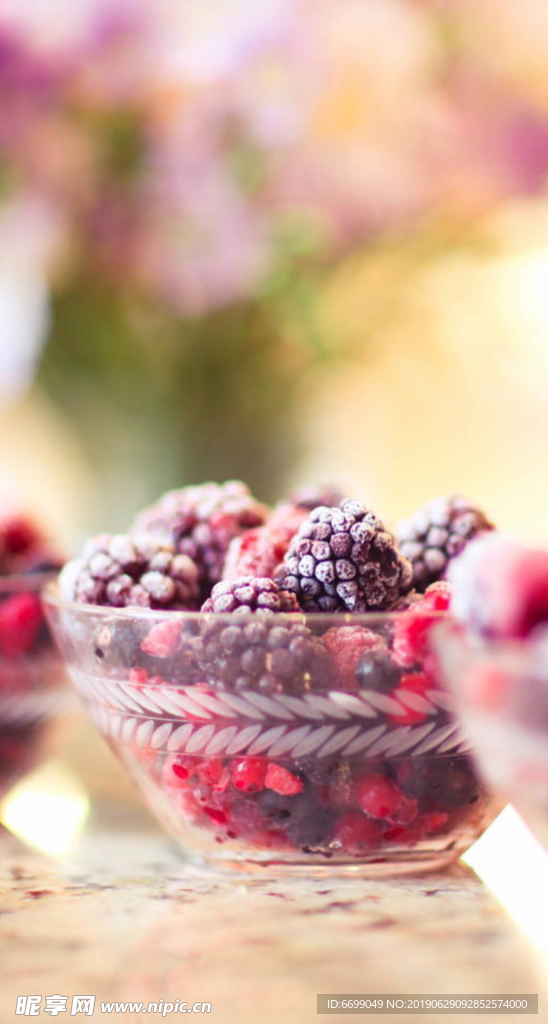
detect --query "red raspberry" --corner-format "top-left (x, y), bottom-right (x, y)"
top-left (331, 811), bottom-right (381, 850)
top-left (197, 758), bottom-right (231, 791)
top-left (265, 763), bottom-right (304, 796)
top-left (223, 505), bottom-right (306, 581)
top-left (355, 774), bottom-right (416, 823)
top-left (388, 672), bottom-right (431, 725)
top-left (140, 619), bottom-right (182, 657)
top-left (231, 757), bottom-right (267, 793)
top-left (163, 755), bottom-right (196, 786)
top-left (323, 626), bottom-right (386, 691)
top-left (393, 582), bottom-right (451, 668)
top-left (0, 593), bottom-right (43, 656)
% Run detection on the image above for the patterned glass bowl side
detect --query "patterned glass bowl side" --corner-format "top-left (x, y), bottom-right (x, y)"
top-left (0, 574), bottom-right (71, 799)
top-left (435, 621), bottom-right (548, 852)
top-left (44, 587), bottom-right (496, 874)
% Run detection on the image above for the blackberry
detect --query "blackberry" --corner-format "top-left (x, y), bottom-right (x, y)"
top-left (133, 481), bottom-right (268, 597)
top-left (59, 534), bottom-right (200, 610)
top-left (199, 609), bottom-right (332, 695)
top-left (277, 500), bottom-right (412, 612)
top-left (202, 576), bottom-right (299, 614)
top-left (397, 496), bottom-right (494, 592)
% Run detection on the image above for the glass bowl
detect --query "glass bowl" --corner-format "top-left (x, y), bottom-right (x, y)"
top-left (0, 575), bottom-right (70, 799)
top-left (436, 621), bottom-right (548, 852)
top-left (44, 588), bottom-right (495, 874)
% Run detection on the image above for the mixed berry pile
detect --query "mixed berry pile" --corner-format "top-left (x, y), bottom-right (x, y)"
top-left (61, 482), bottom-right (494, 861)
top-left (0, 514), bottom-right (63, 796)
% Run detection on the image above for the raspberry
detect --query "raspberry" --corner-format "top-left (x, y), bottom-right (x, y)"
top-left (397, 496), bottom-right (494, 591)
top-left (140, 620), bottom-right (182, 657)
top-left (323, 626), bottom-right (387, 691)
top-left (355, 774), bottom-right (416, 823)
top-left (202, 576), bottom-right (299, 614)
top-left (277, 500), bottom-right (412, 612)
top-left (265, 763), bottom-right (304, 796)
top-left (199, 609), bottom-right (332, 695)
top-left (196, 758), bottom-right (231, 790)
top-left (331, 811), bottom-right (381, 850)
top-left (231, 758), bottom-right (267, 793)
top-left (222, 505), bottom-right (306, 581)
top-left (133, 481), bottom-right (268, 596)
top-left (393, 582), bottom-right (451, 668)
top-left (0, 593), bottom-right (43, 656)
top-left (450, 534), bottom-right (548, 639)
top-left (59, 534), bottom-right (200, 610)
top-left (0, 515), bottom-right (61, 575)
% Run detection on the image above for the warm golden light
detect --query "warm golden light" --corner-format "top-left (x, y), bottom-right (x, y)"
top-left (0, 761), bottom-right (89, 857)
top-left (463, 806), bottom-right (548, 964)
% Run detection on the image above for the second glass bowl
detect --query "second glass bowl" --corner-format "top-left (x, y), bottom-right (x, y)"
top-left (0, 574), bottom-right (69, 799)
top-left (436, 621), bottom-right (548, 852)
top-left (45, 591), bottom-right (495, 874)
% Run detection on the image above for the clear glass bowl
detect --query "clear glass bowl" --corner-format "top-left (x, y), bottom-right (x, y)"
top-left (436, 621), bottom-right (548, 852)
top-left (45, 588), bottom-right (495, 874)
top-left (0, 575), bottom-right (69, 799)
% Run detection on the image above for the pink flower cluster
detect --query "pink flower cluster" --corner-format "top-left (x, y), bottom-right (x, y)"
top-left (0, 0), bottom-right (547, 315)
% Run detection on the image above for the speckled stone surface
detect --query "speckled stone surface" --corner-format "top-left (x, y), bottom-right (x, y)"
top-left (0, 827), bottom-right (544, 1024)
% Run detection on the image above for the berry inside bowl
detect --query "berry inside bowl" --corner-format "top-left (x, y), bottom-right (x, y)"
top-left (0, 574), bottom-right (70, 799)
top-left (45, 587), bottom-right (496, 874)
top-left (435, 620), bottom-right (548, 853)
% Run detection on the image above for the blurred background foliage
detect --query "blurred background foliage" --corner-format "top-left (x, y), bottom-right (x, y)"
top-left (2, 0), bottom-right (548, 540)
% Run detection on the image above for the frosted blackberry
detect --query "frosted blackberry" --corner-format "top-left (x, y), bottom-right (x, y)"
top-left (202, 576), bottom-right (299, 614)
top-left (59, 534), bottom-right (200, 610)
top-left (133, 481), bottom-right (268, 596)
top-left (397, 496), bottom-right (494, 591)
top-left (199, 610), bottom-right (332, 695)
top-left (277, 500), bottom-right (412, 612)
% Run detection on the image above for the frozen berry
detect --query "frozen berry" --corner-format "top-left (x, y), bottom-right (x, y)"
top-left (231, 758), bottom-right (267, 793)
top-left (277, 500), bottom-right (412, 612)
top-left (133, 481), bottom-right (268, 596)
top-left (397, 496), bottom-right (494, 591)
top-left (202, 576), bottom-right (299, 614)
top-left (59, 534), bottom-right (200, 610)
top-left (450, 533), bottom-right (548, 639)
top-left (0, 514), bottom-right (61, 576)
top-left (0, 593), bottom-right (43, 657)
top-left (265, 763), bottom-right (304, 796)
top-left (323, 626), bottom-right (386, 691)
top-left (331, 811), bottom-right (382, 850)
top-left (355, 774), bottom-right (417, 823)
top-left (199, 608), bottom-right (332, 695)
top-left (393, 582), bottom-right (451, 668)
top-left (356, 647), bottom-right (402, 694)
top-left (222, 504), bottom-right (306, 581)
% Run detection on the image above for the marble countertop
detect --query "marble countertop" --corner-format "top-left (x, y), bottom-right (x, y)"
top-left (0, 821), bottom-right (545, 1024)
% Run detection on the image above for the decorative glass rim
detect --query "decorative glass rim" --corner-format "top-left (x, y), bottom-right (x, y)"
top-left (42, 582), bottom-right (449, 626)
top-left (0, 571), bottom-right (60, 595)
